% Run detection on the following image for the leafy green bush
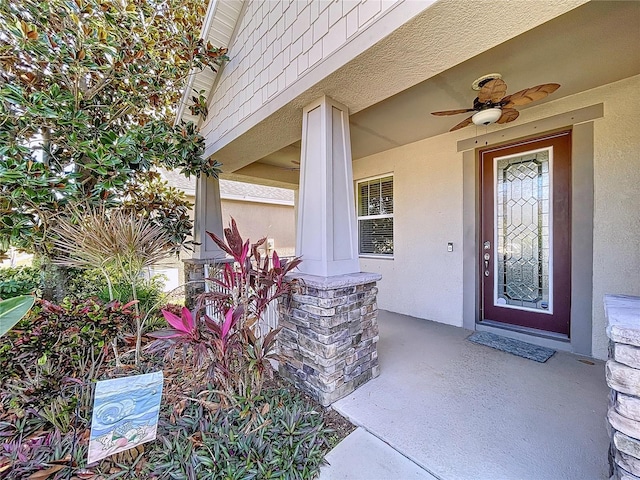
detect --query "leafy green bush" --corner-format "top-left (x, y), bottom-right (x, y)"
top-left (145, 386), bottom-right (331, 480)
top-left (65, 268), bottom-right (167, 312)
top-left (64, 267), bottom-right (110, 300)
top-left (106, 276), bottom-right (167, 313)
top-left (0, 266), bottom-right (40, 299)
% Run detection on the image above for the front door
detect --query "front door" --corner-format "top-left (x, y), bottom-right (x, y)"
top-left (480, 132), bottom-right (571, 335)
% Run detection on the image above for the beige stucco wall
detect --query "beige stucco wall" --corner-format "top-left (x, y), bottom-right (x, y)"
top-left (156, 196), bottom-right (296, 290)
top-left (354, 135), bottom-right (465, 326)
top-left (221, 200), bottom-right (296, 258)
top-left (586, 76), bottom-right (640, 358)
top-left (353, 74), bottom-right (640, 359)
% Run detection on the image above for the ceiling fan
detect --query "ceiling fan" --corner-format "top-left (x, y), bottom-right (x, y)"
top-left (431, 74), bottom-right (560, 132)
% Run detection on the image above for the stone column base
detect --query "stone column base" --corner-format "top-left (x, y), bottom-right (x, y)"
top-left (605, 294), bottom-right (640, 480)
top-left (278, 272), bottom-right (382, 406)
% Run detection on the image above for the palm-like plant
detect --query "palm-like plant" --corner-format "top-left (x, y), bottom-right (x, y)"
top-left (52, 207), bottom-right (175, 365)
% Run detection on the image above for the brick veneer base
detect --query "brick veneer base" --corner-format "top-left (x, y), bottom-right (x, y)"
top-left (278, 272), bottom-right (382, 406)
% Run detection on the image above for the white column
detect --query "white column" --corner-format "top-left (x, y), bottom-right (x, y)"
top-left (192, 175), bottom-right (225, 259)
top-left (293, 187), bottom-right (299, 252)
top-left (296, 96), bottom-right (360, 277)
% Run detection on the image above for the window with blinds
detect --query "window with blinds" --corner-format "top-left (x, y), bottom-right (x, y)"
top-left (357, 175), bottom-right (393, 256)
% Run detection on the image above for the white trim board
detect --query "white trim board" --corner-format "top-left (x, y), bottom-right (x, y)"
top-left (220, 193), bottom-right (294, 206)
top-left (457, 104), bottom-right (604, 153)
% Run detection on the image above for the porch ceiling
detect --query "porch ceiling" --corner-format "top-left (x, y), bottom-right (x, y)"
top-left (225, 1), bottom-right (640, 187)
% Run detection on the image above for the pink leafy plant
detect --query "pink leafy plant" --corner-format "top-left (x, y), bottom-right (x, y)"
top-left (149, 218), bottom-right (302, 399)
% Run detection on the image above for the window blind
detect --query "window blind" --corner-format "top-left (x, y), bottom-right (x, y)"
top-left (357, 176), bottom-right (393, 255)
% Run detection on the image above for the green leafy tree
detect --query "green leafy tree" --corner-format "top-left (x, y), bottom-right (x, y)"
top-left (0, 0), bottom-right (227, 257)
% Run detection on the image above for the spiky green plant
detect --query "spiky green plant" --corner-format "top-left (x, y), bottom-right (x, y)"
top-left (145, 385), bottom-right (332, 479)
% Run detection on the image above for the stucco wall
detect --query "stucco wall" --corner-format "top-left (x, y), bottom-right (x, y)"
top-left (187, 194), bottom-right (296, 255)
top-left (353, 74), bottom-right (640, 359)
top-left (353, 133), bottom-right (465, 326)
top-left (585, 76), bottom-right (640, 358)
top-left (158, 196), bottom-right (296, 290)
top-left (221, 200), bottom-right (296, 257)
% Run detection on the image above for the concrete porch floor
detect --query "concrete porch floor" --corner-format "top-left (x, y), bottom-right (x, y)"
top-left (325, 310), bottom-right (609, 480)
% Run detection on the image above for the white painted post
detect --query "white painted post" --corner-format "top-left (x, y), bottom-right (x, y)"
top-left (192, 175), bottom-right (225, 259)
top-left (296, 96), bottom-right (360, 277)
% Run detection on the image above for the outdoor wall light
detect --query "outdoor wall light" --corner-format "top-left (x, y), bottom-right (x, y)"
top-left (471, 107), bottom-right (502, 126)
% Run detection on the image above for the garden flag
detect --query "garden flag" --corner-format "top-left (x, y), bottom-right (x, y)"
top-left (88, 371), bottom-right (164, 464)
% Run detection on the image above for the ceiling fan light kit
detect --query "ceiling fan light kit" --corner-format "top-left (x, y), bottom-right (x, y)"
top-left (431, 75), bottom-right (560, 132)
top-left (472, 108), bottom-right (502, 126)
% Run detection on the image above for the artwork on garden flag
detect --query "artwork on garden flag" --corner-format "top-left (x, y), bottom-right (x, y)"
top-left (88, 371), bottom-right (163, 464)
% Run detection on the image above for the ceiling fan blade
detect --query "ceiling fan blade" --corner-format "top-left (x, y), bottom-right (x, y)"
top-left (449, 115), bottom-right (474, 132)
top-left (431, 108), bottom-right (475, 116)
top-left (478, 78), bottom-right (508, 104)
top-left (502, 83), bottom-right (560, 108)
top-left (497, 108), bottom-right (519, 124)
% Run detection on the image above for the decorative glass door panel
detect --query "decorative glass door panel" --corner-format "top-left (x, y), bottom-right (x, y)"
top-left (495, 149), bottom-right (552, 313)
top-left (481, 133), bottom-right (571, 336)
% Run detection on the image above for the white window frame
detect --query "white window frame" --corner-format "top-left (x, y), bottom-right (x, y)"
top-left (356, 174), bottom-right (394, 259)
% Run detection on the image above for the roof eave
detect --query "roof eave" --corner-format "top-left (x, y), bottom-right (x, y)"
top-left (175, 0), bottom-right (244, 127)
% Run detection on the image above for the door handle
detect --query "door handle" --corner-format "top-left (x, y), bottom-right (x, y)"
top-left (483, 249), bottom-right (490, 277)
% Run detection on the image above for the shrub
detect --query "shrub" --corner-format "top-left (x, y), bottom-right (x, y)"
top-left (106, 275), bottom-right (167, 314)
top-left (149, 219), bottom-right (301, 401)
top-left (64, 267), bottom-right (110, 300)
top-left (0, 298), bottom-right (135, 417)
top-left (0, 266), bottom-right (40, 299)
top-left (0, 428), bottom-right (85, 480)
top-left (0, 220), bottom-right (348, 480)
top-left (53, 208), bottom-right (176, 365)
top-left (0, 297), bottom-right (138, 479)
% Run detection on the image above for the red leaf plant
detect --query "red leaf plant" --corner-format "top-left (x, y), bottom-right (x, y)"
top-left (150, 307), bottom-right (198, 340)
top-left (149, 218), bottom-right (301, 401)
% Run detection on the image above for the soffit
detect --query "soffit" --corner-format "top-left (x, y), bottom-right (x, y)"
top-left (252, 0), bottom-right (640, 179)
top-left (347, 0), bottom-right (640, 160)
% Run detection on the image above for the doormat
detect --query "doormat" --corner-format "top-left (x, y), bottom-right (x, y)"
top-left (467, 331), bottom-right (555, 363)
